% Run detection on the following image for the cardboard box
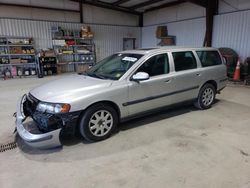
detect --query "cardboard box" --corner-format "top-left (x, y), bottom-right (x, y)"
top-left (156, 26), bottom-right (168, 38)
top-left (87, 32), bottom-right (94, 38)
top-left (57, 64), bottom-right (63, 74)
top-left (21, 59), bottom-right (28, 63)
top-left (158, 36), bottom-right (176, 46)
top-left (10, 47), bottom-right (22, 54)
top-left (9, 58), bottom-right (21, 64)
top-left (44, 50), bottom-right (55, 57)
top-left (77, 64), bottom-right (89, 73)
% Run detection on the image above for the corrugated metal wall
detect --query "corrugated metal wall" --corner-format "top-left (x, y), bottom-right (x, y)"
top-left (0, 18), bottom-right (141, 61)
top-left (142, 18), bottom-right (206, 48)
top-left (213, 10), bottom-right (250, 59)
top-left (1, 9), bottom-right (250, 60)
top-left (142, 9), bottom-right (250, 59)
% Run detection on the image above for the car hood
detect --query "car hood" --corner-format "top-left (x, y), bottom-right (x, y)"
top-left (30, 75), bottom-right (113, 103)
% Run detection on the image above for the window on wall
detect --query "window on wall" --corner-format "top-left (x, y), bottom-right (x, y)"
top-left (172, 51), bottom-right (197, 71)
top-left (137, 54), bottom-right (169, 77)
top-left (196, 51), bottom-right (222, 67)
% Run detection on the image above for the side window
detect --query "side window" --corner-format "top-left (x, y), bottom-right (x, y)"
top-left (196, 51), bottom-right (222, 67)
top-left (172, 51), bottom-right (197, 72)
top-left (137, 54), bottom-right (169, 77)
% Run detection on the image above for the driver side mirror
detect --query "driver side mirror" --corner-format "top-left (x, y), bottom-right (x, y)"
top-left (131, 72), bottom-right (149, 82)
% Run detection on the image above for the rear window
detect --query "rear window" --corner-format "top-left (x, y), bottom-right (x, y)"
top-left (196, 51), bottom-right (222, 67)
top-left (172, 51), bottom-right (197, 72)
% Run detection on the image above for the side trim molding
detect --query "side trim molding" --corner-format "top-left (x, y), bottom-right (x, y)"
top-left (219, 78), bottom-right (228, 83)
top-left (123, 85), bottom-right (199, 106)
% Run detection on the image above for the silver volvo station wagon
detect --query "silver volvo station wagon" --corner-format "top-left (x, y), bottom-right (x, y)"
top-left (15, 47), bottom-right (227, 148)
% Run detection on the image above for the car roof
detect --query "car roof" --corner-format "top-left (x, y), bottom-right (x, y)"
top-left (119, 47), bottom-right (218, 55)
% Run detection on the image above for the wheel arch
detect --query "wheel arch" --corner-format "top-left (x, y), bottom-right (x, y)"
top-left (79, 100), bottom-right (121, 121)
top-left (202, 80), bottom-right (217, 91)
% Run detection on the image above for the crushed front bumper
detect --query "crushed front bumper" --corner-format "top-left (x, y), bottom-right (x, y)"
top-left (16, 95), bottom-right (62, 149)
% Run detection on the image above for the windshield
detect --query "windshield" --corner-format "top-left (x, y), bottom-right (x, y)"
top-left (86, 53), bottom-right (143, 80)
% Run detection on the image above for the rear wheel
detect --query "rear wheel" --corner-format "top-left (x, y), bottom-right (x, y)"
top-left (194, 83), bottom-right (216, 110)
top-left (79, 104), bottom-right (118, 142)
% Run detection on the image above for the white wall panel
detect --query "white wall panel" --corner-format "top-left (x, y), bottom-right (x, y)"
top-left (213, 10), bottom-right (250, 59)
top-left (63, 0), bottom-right (79, 10)
top-left (0, 5), bottom-right (79, 23)
top-left (0, 0), bottom-right (30, 5)
top-left (0, 6), bottom-right (32, 19)
top-left (144, 7), bottom-right (177, 26)
top-left (142, 18), bottom-right (205, 48)
top-left (239, 0), bottom-right (250, 9)
top-left (144, 2), bottom-right (205, 26)
top-left (82, 4), bottom-right (139, 26)
top-left (0, 18), bottom-right (141, 61)
top-left (31, 8), bottom-right (66, 22)
top-left (0, 0), bottom-right (78, 10)
top-left (64, 12), bottom-right (80, 22)
top-left (0, 1), bottom-right (138, 26)
top-left (30, 0), bottom-right (65, 9)
top-left (219, 0), bottom-right (250, 14)
top-left (141, 26), bottom-right (157, 48)
top-left (177, 3), bottom-right (205, 20)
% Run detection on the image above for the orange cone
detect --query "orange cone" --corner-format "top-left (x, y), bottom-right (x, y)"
top-left (233, 59), bottom-right (241, 81)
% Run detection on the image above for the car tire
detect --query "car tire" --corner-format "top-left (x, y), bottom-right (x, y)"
top-left (194, 83), bottom-right (216, 110)
top-left (79, 103), bottom-right (118, 142)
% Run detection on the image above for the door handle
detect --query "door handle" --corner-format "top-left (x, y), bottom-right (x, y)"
top-left (165, 79), bottom-right (171, 83)
top-left (196, 73), bottom-right (201, 76)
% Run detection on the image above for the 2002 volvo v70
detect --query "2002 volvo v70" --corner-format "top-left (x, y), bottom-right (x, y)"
top-left (16, 47), bottom-right (227, 148)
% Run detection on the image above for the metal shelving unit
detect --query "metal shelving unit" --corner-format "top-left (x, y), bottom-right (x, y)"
top-left (52, 29), bottom-right (96, 73)
top-left (0, 36), bottom-right (38, 78)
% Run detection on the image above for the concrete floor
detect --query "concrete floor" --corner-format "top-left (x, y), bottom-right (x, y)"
top-left (0, 74), bottom-right (250, 188)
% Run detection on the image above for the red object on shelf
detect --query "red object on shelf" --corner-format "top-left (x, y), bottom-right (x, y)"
top-left (66, 40), bottom-right (75, 46)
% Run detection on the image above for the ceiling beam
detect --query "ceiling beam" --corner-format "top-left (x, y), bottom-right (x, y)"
top-left (113, 0), bottom-right (131, 6)
top-left (130, 0), bottom-right (164, 10)
top-left (71, 0), bottom-right (140, 15)
top-left (186, 0), bottom-right (207, 8)
top-left (145, 0), bottom-right (186, 12)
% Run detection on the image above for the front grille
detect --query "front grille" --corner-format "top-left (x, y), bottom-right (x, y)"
top-left (32, 112), bottom-right (63, 132)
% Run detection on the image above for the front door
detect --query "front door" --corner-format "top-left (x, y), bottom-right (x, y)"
top-left (126, 53), bottom-right (176, 115)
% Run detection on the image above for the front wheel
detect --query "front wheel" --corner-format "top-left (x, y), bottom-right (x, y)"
top-left (79, 104), bottom-right (118, 142)
top-left (194, 83), bottom-right (216, 110)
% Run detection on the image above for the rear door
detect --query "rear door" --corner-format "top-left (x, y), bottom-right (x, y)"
top-left (169, 51), bottom-right (203, 102)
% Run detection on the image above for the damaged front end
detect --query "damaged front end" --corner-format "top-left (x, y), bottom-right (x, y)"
top-left (16, 94), bottom-right (80, 149)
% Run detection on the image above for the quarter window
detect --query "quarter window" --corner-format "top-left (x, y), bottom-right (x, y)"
top-left (136, 54), bottom-right (169, 77)
top-left (172, 51), bottom-right (197, 71)
top-left (196, 51), bottom-right (222, 67)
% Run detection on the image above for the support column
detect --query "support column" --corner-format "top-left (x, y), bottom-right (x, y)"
top-left (139, 14), bottom-right (143, 27)
top-left (79, 0), bottom-right (83, 23)
top-left (204, 0), bottom-right (218, 47)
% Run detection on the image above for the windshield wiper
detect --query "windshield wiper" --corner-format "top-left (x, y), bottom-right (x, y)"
top-left (84, 72), bottom-right (106, 79)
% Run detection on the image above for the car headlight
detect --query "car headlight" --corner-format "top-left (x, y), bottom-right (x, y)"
top-left (36, 102), bottom-right (71, 114)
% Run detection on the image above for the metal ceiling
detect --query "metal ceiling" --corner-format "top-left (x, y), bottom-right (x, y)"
top-left (72, 0), bottom-right (199, 15)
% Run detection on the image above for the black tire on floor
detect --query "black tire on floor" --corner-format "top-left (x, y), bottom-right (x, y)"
top-left (79, 103), bottom-right (118, 142)
top-left (194, 83), bottom-right (216, 110)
